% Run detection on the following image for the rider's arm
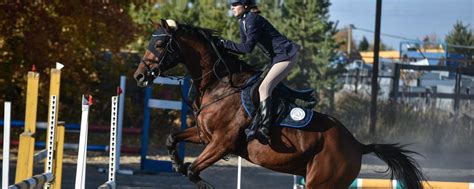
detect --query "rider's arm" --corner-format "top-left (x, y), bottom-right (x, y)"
top-left (222, 14), bottom-right (262, 54)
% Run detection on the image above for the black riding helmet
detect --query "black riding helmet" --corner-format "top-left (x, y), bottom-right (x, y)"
top-left (229, 0), bottom-right (256, 6)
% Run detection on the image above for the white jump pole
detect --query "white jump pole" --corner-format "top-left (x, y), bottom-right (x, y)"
top-left (107, 96), bottom-right (118, 187)
top-left (44, 95), bottom-right (58, 189)
top-left (116, 76), bottom-right (133, 175)
top-left (293, 175), bottom-right (297, 189)
top-left (75, 95), bottom-right (90, 189)
top-left (237, 156), bottom-right (241, 189)
top-left (3, 102), bottom-right (11, 189)
top-left (97, 96), bottom-right (119, 189)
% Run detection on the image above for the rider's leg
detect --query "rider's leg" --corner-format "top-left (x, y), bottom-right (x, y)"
top-left (245, 109), bottom-right (261, 141)
top-left (256, 54), bottom-right (298, 142)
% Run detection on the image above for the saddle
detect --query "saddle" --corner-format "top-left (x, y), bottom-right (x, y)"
top-left (241, 73), bottom-right (317, 128)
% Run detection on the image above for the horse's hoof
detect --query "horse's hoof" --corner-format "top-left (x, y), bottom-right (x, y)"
top-left (181, 162), bottom-right (191, 176)
top-left (172, 163), bottom-right (179, 172)
top-left (197, 180), bottom-right (214, 189)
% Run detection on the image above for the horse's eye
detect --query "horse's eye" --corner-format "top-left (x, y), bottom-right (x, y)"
top-left (155, 40), bottom-right (165, 48)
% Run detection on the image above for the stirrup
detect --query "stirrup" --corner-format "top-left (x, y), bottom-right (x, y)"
top-left (245, 129), bottom-right (257, 141)
top-left (258, 127), bottom-right (271, 143)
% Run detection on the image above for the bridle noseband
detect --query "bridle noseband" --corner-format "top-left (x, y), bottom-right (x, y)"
top-left (142, 31), bottom-right (180, 78)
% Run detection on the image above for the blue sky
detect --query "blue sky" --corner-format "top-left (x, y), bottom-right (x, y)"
top-left (329, 0), bottom-right (473, 50)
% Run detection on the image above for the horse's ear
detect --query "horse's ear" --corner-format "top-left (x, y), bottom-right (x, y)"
top-left (149, 19), bottom-right (161, 30)
top-left (161, 19), bottom-right (178, 33)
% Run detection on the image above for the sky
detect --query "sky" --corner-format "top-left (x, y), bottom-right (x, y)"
top-left (329, 0), bottom-right (473, 50)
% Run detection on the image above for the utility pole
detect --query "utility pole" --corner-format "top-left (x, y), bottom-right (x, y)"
top-left (370, 0), bottom-right (382, 139)
top-left (348, 24), bottom-right (354, 56)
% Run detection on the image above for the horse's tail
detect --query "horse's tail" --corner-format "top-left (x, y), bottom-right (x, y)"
top-left (362, 143), bottom-right (426, 189)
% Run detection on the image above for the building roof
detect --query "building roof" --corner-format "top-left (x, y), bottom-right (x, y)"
top-left (360, 51), bottom-right (400, 64)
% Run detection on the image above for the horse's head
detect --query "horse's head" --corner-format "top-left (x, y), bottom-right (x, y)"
top-left (134, 19), bottom-right (183, 87)
top-left (134, 19), bottom-right (250, 88)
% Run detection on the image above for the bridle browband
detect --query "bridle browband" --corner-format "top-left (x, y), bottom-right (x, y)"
top-left (141, 32), bottom-right (180, 78)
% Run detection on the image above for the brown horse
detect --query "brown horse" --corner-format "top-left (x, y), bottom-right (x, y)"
top-left (133, 19), bottom-right (426, 189)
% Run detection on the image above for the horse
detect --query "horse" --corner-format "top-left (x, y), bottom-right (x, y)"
top-left (133, 19), bottom-right (426, 189)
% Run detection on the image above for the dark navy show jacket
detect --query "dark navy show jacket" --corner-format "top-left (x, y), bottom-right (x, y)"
top-left (222, 12), bottom-right (300, 64)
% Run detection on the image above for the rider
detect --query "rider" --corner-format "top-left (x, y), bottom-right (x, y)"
top-left (216, 0), bottom-right (300, 143)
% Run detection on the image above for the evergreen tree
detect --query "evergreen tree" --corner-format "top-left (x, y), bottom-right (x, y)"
top-left (271, 0), bottom-right (340, 111)
top-left (130, 0), bottom-right (340, 111)
top-left (445, 20), bottom-right (474, 60)
top-left (358, 36), bottom-right (369, 51)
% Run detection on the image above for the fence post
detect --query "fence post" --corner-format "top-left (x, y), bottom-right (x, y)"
top-left (355, 68), bottom-right (359, 94)
top-left (53, 122), bottom-right (66, 189)
top-left (391, 63), bottom-right (400, 102)
top-left (15, 71), bottom-right (39, 182)
top-left (454, 67), bottom-right (461, 111)
top-left (467, 87), bottom-right (471, 111)
top-left (431, 86), bottom-right (438, 108)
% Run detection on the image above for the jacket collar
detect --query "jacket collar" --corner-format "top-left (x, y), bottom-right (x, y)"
top-left (238, 11), bottom-right (249, 20)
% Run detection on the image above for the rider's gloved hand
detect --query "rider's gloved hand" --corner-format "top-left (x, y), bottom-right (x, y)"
top-left (212, 37), bottom-right (226, 48)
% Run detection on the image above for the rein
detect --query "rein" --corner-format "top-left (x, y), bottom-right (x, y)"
top-left (146, 27), bottom-right (255, 144)
top-left (191, 30), bottom-right (258, 115)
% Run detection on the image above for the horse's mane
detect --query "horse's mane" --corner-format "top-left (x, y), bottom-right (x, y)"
top-left (176, 23), bottom-right (256, 72)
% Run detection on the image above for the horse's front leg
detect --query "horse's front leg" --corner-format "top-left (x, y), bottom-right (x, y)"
top-left (166, 126), bottom-right (201, 175)
top-left (187, 140), bottom-right (228, 189)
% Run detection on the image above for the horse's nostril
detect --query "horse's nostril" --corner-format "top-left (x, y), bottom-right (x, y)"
top-left (135, 73), bottom-right (144, 81)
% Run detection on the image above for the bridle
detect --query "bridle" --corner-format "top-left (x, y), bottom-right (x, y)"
top-left (142, 26), bottom-right (246, 88)
top-left (141, 31), bottom-right (181, 78)
top-left (140, 23), bottom-right (254, 144)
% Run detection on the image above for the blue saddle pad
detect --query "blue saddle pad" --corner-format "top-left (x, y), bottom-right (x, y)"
top-left (241, 75), bottom-right (313, 128)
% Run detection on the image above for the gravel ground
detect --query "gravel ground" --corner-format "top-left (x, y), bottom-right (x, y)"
top-left (3, 149), bottom-right (473, 188)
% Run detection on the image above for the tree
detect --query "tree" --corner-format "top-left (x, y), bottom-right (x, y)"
top-left (358, 36), bottom-right (369, 51)
top-left (269, 0), bottom-right (340, 112)
top-left (421, 34), bottom-right (439, 49)
top-left (445, 20), bottom-right (474, 61)
top-left (0, 2), bottom-right (139, 121)
top-left (333, 25), bottom-right (356, 53)
top-left (130, 0), bottom-right (340, 112)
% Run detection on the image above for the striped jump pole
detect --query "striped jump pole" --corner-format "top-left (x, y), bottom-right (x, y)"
top-left (3, 102), bottom-right (11, 189)
top-left (8, 172), bottom-right (53, 189)
top-left (293, 177), bottom-right (474, 188)
top-left (349, 178), bottom-right (474, 189)
top-left (98, 95), bottom-right (119, 189)
top-left (75, 95), bottom-right (92, 189)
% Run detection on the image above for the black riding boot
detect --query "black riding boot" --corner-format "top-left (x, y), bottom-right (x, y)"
top-left (245, 110), bottom-right (261, 141)
top-left (257, 97), bottom-right (272, 143)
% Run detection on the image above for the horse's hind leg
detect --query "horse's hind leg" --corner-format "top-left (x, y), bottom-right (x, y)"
top-left (187, 141), bottom-right (228, 189)
top-left (166, 126), bottom-right (201, 175)
top-left (305, 153), bottom-right (360, 189)
top-left (305, 145), bottom-right (361, 189)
